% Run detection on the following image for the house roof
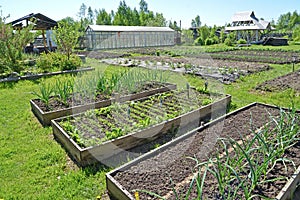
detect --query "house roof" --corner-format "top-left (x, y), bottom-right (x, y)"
top-left (231, 11), bottom-right (257, 22)
top-left (9, 13), bottom-right (57, 30)
top-left (86, 25), bottom-right (175, 32)
top-left (225, 11), bottom-right (273, 31)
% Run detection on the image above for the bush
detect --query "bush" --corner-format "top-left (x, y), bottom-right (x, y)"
top-left (36, 52), bottom-right (82, 72)
top-left (205, 38), bottom-right (214, 45)
top-left (194, 37), bottom-right (203, 46)
top-left (237, 39), bottom-right (247, 44)
top-left (224, 38), bottom-right (233, 46)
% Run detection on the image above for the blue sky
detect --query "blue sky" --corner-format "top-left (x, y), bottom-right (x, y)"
top-left (0, 0), bottom-right (298, 28)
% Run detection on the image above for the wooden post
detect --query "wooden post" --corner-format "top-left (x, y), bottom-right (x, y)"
top-left (42, 30), bottom-right (48, 53)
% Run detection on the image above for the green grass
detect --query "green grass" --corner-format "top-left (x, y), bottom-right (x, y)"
top-left (0, 53), bottom-right (299, 199)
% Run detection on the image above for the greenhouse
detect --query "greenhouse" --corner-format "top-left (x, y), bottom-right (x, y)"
top-left (85, 25), bottom-right (176, 50)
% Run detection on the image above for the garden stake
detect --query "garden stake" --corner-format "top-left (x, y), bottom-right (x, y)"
top-left (127, 106), bottom-right (131, 118)
top-left (204, 81), bottom-right (208, 91)
top-left (186, 83), bottom-right (190, 99)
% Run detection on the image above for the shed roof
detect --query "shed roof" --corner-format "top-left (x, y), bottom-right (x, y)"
top-left (225, 11), bottom-right (273, 31)
top-left (231, 11), bottom-right (257, 22)
top-left (9, 13), bottom-right (57, 30)
top-left (86, 25), bottom-right (175, 32)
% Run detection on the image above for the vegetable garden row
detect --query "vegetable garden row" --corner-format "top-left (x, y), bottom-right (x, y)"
top-left (51, 88), bottom-right (230, 166)
top-left (107, 103), bottom-right (300, 200)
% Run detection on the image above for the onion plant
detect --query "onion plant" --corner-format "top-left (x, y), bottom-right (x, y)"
top-left (54, 78), bottom-right (74, 106)
top-left (32, 83), bottom-right (53, 108)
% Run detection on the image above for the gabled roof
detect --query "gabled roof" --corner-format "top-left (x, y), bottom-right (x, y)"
top-left (231, 11), bottom-right (257, 22)
top-left (9, 13), bottom-right (57, 30)
top-left (86, 25), bottom-right (175, 32)
top-left (225, 11), bottom-right (273, 31)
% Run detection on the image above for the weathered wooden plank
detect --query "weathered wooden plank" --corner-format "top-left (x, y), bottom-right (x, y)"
top-left (52, 95), bottom-right (231, 166)
top-left (32, 83), bottom-right (176, 126)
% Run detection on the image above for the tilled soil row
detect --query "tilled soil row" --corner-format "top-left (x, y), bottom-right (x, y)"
top-left (111, 104), bottom-right (292, 199)
top-left (256, 70), bottom-right (300, 92)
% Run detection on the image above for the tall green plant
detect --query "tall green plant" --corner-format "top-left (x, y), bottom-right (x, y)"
top-left (0, 17), bottom-right (35, 73)
top-left (53, 20), bottom-right (82, 60)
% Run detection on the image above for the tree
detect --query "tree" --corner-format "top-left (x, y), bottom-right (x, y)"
top-left (95, 9), bottom-right (112, 25)
top-left (0, 17), bottom-right (35, 73)
top-left (145, 12), bottom-right (166, 27)
top-left (277, 12), bottom-right (291, 30)
top-left (191, 15), bottom-right (201, 27)
top-left (169, 20), bottom-right (180, 31)
top-left (87, 6), bottom-right (94, 24)
top-left (288, 11), bottom-right (300, 30)
top-left (78, 3), bottom-right (87, 19)
top-left (113, 1), bottom-right (133, 26)
top-left (53, 21), bottom-right (82, 60)
top-left (293, 25), bottom-right (300, 42)
top-left (139, 0), bottom-right (149, 13)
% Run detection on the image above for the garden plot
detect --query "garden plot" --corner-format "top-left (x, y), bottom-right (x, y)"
top-left (208, 50), bottom-right (300, 64)
top-left (256, 70), bottom-right (300, 92)
top-left (51, 89), bottom-right (231, 166)
top-left (101, 56), bottom-right (270, 83)
top-left (78, 51), bottom-right (131, 60)
top-left (31, 69), bottom-right (173, 126)
top-left (107, 103), bottom-right (300, 200)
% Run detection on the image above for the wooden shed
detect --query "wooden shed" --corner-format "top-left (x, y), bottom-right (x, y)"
top-left (225, 11), bottom-right (274, 43)
top-left (9, 13), bottom-right (58, 52)
top-left (85, 25), bottom-right (176, 50)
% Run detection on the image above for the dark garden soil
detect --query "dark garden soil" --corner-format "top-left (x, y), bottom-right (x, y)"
top-left (111, 104), bottom-right (300, 199)
top-left (256, 70), bottom-right (300, 92)
top-left (33, 82), bottom-right (166, 112)
top-left (60, 89), bottom-right (215, 148)
top-left (133, 55), bottom-right (271, 73)
top-left (77, 51), bottom-right (131, 60)
top-left (207, 50), bottom-right (300, 64)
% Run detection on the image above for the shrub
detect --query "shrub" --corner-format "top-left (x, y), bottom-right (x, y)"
top-left (237, 39), bottom-right (247, 44)
top-left (224, 38), bottom-right (233, 46)
top-left (194, 37), bottom-right (203, 46)
top-left (36, 52), bottom-right (81, 72)
top-left (205, 38), bottom-right (214, 45)
top-left (0, 18), bottom-right (35, 73)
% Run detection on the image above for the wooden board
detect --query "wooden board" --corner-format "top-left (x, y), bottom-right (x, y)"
top-left (32, 83), bottom-right (176, 126)
top-left (51, 94), bottom-right (231, 166)
top-left (106, 102), bottom-right (300, 200)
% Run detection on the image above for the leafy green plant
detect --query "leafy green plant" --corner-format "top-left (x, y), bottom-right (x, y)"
top-left (36, 52), bottom-right (81, 72)
top-left (0, 17), bottom-right (36, 73)
top-left (32, 83), bottom-right (53, 108)
top-left (54, 78), bottom-right (74, 106)
top-left (53, 20), bottom-right (82, 60)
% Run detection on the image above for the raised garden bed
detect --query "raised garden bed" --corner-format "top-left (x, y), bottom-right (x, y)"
top-left (51, 89), bottom-right (231, 166)
top-left (0, 67), bottom-right (94, 83)
top-left (107, 102), bottom-right (300, 200)
top-left (31, 82), bottom-right (176, 126)
top-left (256, 70), bottom-right (300, 92)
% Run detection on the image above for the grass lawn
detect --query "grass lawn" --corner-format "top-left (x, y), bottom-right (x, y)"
top-left (0, 52), bottom-right (299, 199)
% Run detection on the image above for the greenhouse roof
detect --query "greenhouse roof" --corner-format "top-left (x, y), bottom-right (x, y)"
top-left (86, 25), bottom-right (175, 32)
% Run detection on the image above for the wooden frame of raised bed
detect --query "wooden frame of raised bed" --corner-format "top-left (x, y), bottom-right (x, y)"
top-left (51, 94), bottom-right (231, 166)
top-left (0, 67), bottom-right (94, 83)
top-left (31, 83), bottom-right (176, 126)
top-left (106, 102), bottom-right (300, 200)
